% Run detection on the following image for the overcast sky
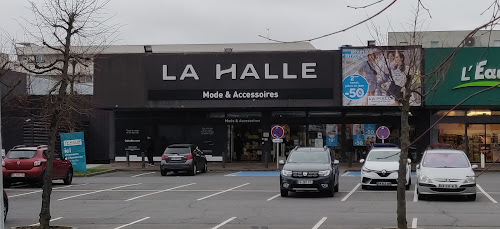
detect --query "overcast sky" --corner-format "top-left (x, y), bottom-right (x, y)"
top-left (0, 0), bottom-right (498, 50)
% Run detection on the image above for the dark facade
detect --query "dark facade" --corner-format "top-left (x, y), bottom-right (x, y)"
top-left (94, 50), bottom-right (428, 164)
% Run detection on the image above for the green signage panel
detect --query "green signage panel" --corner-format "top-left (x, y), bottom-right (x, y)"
top-left (425, 47), bottom-right (500, 106)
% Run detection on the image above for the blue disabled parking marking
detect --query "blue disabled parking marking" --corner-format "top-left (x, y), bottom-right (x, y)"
top-left (225, 171), bottom-right (280, 177)
top-left (342, 171), bottom-right (416, 177)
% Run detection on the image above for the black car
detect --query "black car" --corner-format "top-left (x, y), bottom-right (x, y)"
top-left (160, 144), bottom-right (208, 176)
top-left (279, 146), bottom-right (340, 197)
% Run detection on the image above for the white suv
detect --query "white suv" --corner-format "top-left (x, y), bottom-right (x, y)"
top-left (360, 145), bottom-right (411, 190)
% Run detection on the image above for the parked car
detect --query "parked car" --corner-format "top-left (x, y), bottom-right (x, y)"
top-left (416, 149), bottom-right (477, 201)
top-left (279, 146), bottom-right (340, 197)
top-left (360, 146), bottom-right (411, 190)
top-left (160, 144), bottom-right (207, 176)
top-left (426, 143), bottom-right (453, 150)
top-left (2, 145), bottom-right (73, 187)
top-left (3, 190), bottom-right (7, 221)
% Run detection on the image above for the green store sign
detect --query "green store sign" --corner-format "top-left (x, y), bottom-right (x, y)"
top-left (425, 47), bottom-right (500, 105)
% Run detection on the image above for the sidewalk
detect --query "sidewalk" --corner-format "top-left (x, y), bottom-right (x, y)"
top-left (89, 161), bottom-right (500, 173)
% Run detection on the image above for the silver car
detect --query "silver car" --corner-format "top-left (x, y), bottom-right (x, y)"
top-left (416, 149), bottom-right (478, 201)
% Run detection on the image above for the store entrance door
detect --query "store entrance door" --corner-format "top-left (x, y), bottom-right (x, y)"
top-left (230, 124), bottom-right (262, 162)
top-left (466, 124), bottom-right (500, 162)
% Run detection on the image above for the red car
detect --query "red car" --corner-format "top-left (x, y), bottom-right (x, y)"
top-left (2, 145), bottom-right (73, 188)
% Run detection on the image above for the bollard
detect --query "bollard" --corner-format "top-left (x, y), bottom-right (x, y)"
top-left (126, 151), bottom-right (130, 167)
top-left (141, 151), bottom-right (146, 168)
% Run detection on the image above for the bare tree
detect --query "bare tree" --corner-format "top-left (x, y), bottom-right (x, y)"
top-left (15, 0), bottom-right (114, 228)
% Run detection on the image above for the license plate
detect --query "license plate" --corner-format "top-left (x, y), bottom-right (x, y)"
top-left (11, 173), bottom-right (25, 178)
top-left (170, 157), bottom-right (181, 161)
top-left (438, 184), bottom-right (457, 188)
top-left (376, 182), bottom-right (392, 186)
top-left (297, 180), bottom-right (313, 185)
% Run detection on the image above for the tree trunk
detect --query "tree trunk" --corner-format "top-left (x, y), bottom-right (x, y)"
top-left (39, 106), bottom-right (60, 228)
top-left (397, 99), bottom-right (410, 229)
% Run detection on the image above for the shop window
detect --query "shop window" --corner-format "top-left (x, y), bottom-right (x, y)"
top-left (436, 110), bottom-right (465, 116)
top-left (308, 111), bottom-right (341, 117)
top-left (436, 123), bottom-right (466, 152)
top-left (272, 111), bottom-right (306, 118)
top-left (227, 112), bottom-right (262, 118)
top-left (466, 124), bottom-right (500, 162)
top-left (467, 110), bottom-right (491, 116)
top-left (493, 111), bottom-right (500, 116)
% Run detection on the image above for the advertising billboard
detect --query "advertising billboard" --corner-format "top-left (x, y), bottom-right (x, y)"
top-left (425, 47), bottom-right (500, 106)
top-left (60, 132), bottom-right (87, 172)
top-left (342, 47), bottom-right (422, 106)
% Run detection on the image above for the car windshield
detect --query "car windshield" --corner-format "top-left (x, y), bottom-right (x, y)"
top-left (422, 152), bottom-right (470, 168)
top-left (164, 147), bottom-right (191, 154)
top-left (287, 151), bottom-right (329, 163)
top-left (367, 150), bottom-right (400, 162)
top-left (7, 150), bottom-right (37, 159)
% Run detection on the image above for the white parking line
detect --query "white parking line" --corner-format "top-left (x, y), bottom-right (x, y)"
top-left (224, 172), bottom-right (239, 176)
top-left (266, 193), bottom-right (281, 201)
top-left (413, 185), bottom-right (418, 202)
top-left (9, 183), bottom-right (88, 198)
top-left (197, 183), bottom-right (250, 201)
top-left (125, 183), bottom-right (196, 201)
top-left (131, 172), bottom-right (156, 177)
top-left (212, 217), bottom-right (237, 229)
top-left (477, 184), bottom-right (498, 204)
top-left (114, 217), bottom-right (150, 229)
top-left (29, 217), bottom-right (63, 226)
top-left (341, 183), bottom-right (360, 202)
top-left (411, 218), bottom-right (418, 228)
top-left (312, 217), bottom-right (327, 229)
top-left (57, 183), bottom-right (141, 201)
top-left (341, 172), bottom-right (350, 177)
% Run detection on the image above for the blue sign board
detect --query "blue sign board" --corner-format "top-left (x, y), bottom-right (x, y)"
top-left (353, 134), bottom-right (365, 146)
top-left (60, 132), bottom-right (86, 172)
top-left (364, 124), bottom-right (376, 136)
top-left (342, 74), bottom-right (369, 100)
top-left (326, 135), bottom-right (338, 147)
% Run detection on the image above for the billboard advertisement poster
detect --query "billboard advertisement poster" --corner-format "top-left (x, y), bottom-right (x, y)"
top-left (60, 132), bottom-right (87, 172)
top-left (353, 124), bottom-right (364, 146)
top-left (364, 124), bottom-right (376, 146)
top-left (326, 124), bottom-right (338, 147)
top-left (342, 47), bottom-right (422, 106)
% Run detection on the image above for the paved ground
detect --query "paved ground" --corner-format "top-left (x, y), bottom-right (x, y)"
top-left (4, 170), bottom-right (500, 229)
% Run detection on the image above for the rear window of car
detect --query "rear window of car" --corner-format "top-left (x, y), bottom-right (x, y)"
top-left (7, 150), bottom-right (37, 159)
top-left (164, 147), bottom-right (191, 154)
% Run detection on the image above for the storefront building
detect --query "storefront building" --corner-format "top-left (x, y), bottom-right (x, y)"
top-left (426, 47), bottom-right (500, 162)
top-left (93, 47), bottom-right (428, 164)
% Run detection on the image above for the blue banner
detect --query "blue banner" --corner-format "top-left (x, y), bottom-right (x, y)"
top-left (353, 135), bottom-right (365, 146)
top-left (364, 124), bottom-right (376, 136)
top-left (60, 132), bottom-right (86, 172)
top-left (326, 135), bottom-right (338, 147)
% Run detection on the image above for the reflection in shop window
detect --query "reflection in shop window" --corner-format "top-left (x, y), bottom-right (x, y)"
top-left (437, 123), bottom-right (466, 154)
top-left (436, 110), bottom-right (465, 116)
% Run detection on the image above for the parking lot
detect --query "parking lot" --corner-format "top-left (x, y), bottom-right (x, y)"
top-left (4, 170), bottom-right (500, 229)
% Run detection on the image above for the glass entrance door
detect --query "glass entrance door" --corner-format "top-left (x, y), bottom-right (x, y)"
top-left (466, 124), bottom-right (500, 162)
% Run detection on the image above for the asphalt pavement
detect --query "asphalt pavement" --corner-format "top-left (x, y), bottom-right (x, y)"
top-left (3, 169), bottom-right (500, 229)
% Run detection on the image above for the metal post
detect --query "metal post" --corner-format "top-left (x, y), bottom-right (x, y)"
top-left (141, 151), bottom-right (145, 168)
top-left (0, 80), bottom-right (5, 229)
top-left (126, 150), bottom-right (130, 167)
top-left (276, 142), bottom-right (279, 170)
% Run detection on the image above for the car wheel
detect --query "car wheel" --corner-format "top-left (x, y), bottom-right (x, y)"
top-left (63, 168), bottom-right (73, 185)
top-left (280, 189), bottom-right (288, 197)
top-left (160, 169), bottom-right (167, 176)
top-left (190, 164), bottom-right (197, 176)
top-left (326, 187), bottom-right (335, 197)
top-left (467, 194), bottom-right (476, 201)
top-left (201, 161), bottom-right (207, 173)
top-left (3, 181), bottom-right (11, 188)
top-left (334, 182), bottom-right (339, 192)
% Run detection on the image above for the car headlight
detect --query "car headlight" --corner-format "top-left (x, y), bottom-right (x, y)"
top-left (419, 174), bottom-right (433, 184)
top-left (464, 176), bottom-right (475, 184)
top-left (281, 169), bottom-right (292, 177)
top-left (362, 167), bottom-right (374, 173)
top-left (318, 170), bottom-right (331, 176)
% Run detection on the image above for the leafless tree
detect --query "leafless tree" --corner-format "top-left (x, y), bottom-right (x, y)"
top-left (15, 0), bottom-right (114, 228)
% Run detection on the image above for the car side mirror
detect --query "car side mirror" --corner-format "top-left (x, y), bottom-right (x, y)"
top-left (416, 164), bottom-right (420, 169)
top-left (407, 158), bottom-right (412, 164)
top-left (333, 160), bottom-right (339, 165)
top-left (359, 159), bottom-right (365, 163)
top-left (471, 164), bottom-right (478, 169)
top-left (278, 160), bottom-right (285, 165)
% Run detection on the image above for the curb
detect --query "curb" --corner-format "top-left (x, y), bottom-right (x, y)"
top-left (74, 169), bottom-right (118, 177)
